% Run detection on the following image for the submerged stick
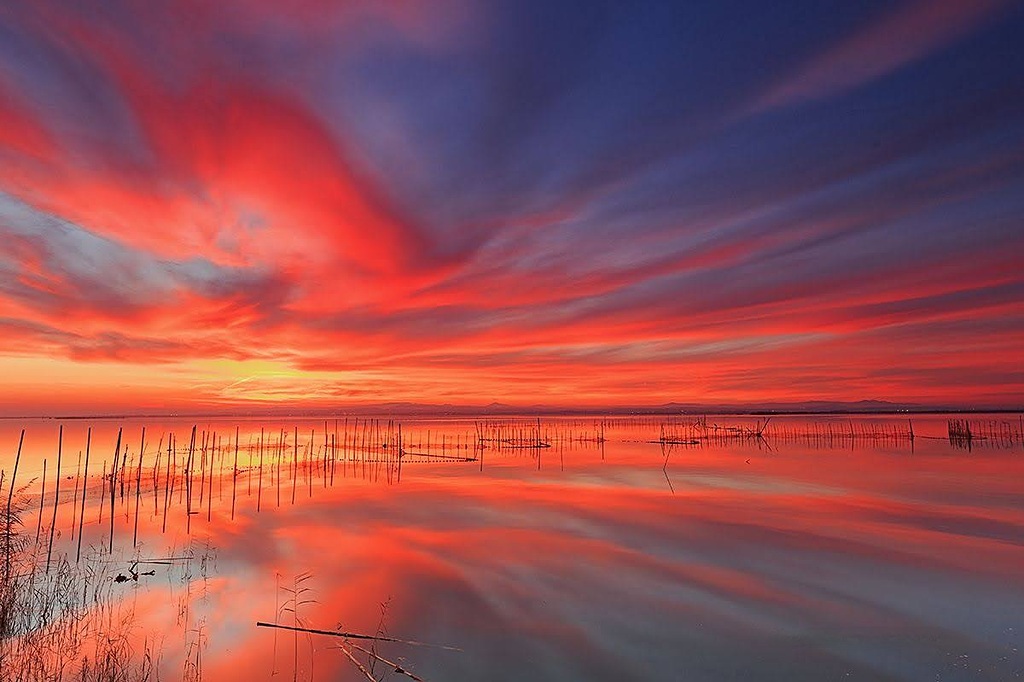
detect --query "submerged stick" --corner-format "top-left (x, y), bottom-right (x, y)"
top-left (335, 642), bottom-right (381, 682)
top-left (348, 641), bottom-right (429, 682)
top-left (255, 622), bottom-right (462, 650)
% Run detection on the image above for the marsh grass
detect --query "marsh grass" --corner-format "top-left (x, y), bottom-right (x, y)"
top-left (1, 489), bottom-right (150, 680)
top-left (0, 475), bottom-right (206, 681)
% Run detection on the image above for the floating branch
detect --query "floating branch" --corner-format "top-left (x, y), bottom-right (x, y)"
top-left (255, 621), bottom-right (462, 651)
top-left (347, 641), bottom-right (430, 682)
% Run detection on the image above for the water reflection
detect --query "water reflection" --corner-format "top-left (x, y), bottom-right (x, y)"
top-left (2, 414), bottom-right (1023, 680)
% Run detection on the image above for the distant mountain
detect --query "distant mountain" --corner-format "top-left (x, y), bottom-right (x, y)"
top-left (656, 399), bottom-right (928, 414)
top-left (251, 398), bottom-right (1005, 417)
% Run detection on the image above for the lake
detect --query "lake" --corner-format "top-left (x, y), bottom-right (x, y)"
top-left (1, 413), bottom-right (1023, 681)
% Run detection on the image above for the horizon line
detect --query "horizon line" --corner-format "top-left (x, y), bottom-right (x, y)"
top-left (2, 400), bottom-right (1022, 421)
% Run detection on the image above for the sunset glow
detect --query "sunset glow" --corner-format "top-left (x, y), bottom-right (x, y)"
top-left (1, 1), bottom-right (1022, 414)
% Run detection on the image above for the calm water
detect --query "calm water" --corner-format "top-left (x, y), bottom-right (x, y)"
top-left (2, 413), bottom-right (1023, 681)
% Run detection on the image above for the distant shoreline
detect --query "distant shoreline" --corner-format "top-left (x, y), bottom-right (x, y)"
top-left (2, 407), bottom-right (1022, 420)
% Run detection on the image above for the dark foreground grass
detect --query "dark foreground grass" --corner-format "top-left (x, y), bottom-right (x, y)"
top-left (1, 482), bottom-right (179, 682)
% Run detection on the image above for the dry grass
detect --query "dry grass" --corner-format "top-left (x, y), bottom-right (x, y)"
top-left (0, 482), bottom-right (170, 681)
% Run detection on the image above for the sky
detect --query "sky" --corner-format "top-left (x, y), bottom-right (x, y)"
top-left (0, 0), bottom-right (1022, 414)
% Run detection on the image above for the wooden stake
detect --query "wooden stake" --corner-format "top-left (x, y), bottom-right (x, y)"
top-left (70, 448), bottom-right (81, 542)
top-left (46, 425), bottom-right (62, 572)
top-left (231, 426), bottom-right (239, 521)
top-left (3, 429), bottom-right (24, 584)
top-left (35, 457), bottom-right (47, 546)
top-left (291, 427), bottom-right (298, 505)
top-left (109, 428), bottom-right (122, 553)
top-left (257, 428), bottom-right (264, 513)
top-left (133, 427), bottom-right (145, 547)
top-left (186, 426), bottom-right (196, 533)
top-left (76, 428), bottom-right (91, 563)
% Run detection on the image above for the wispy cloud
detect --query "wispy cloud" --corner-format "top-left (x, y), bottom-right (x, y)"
top-left (751, 0), bottom-right (1014, 112)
